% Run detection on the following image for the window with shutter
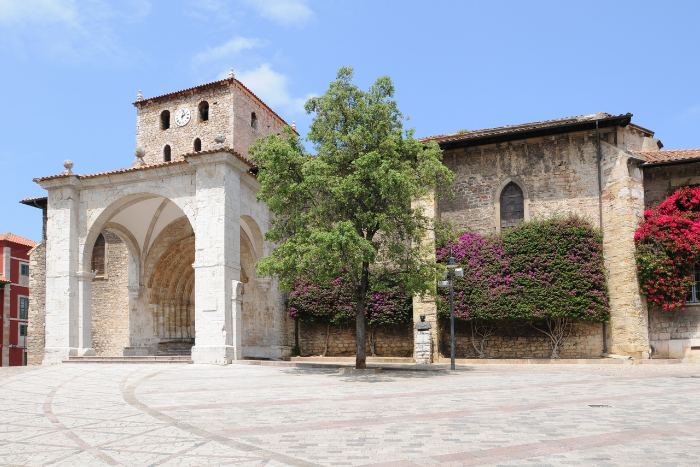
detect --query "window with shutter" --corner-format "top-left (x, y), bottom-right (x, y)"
top-left (500, 183), bottom-right (524, 229)
top-left (92, 233), bottom-right (106, 276)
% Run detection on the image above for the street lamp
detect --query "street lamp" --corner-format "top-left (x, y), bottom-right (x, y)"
top-left (439, 247), bottom-right (462, 370)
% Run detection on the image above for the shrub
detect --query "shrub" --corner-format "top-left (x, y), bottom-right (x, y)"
top-left (634, 186), bottom-right (700, 310)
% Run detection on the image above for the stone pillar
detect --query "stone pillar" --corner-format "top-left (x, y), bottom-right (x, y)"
top-left (414, 314), bottom-right (432, 364)
top-left (2, 247), bottom-right (10, 366)
top-left (411, 192), bottom-right (439, 363)
top-left (41, 178), bottom-right (82, 364)
top-left (232, 280), bottom-right (243, 358)
top-left (189, 151), bottom-right (243, 364)
top-left (76, 271), bottom-right (96, 356)
top-left (601, 142), bottom-right (650, 359)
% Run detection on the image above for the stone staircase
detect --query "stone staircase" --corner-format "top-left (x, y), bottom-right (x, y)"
top-left (65, 356), bottom-right (192, 364)
top-left (156, 340), bottom-right (194, 356)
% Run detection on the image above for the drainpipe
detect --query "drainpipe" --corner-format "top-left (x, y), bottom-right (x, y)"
top-left (596, 121), bottom-right (608, 354)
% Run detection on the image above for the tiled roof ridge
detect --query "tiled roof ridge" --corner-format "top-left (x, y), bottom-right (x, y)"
top-left (34, 160), bottom-right (189, 182)
top-left (420, 112), bottom-right (627, 143)
top-left (33, 148), bottom-right (255, 183)
top-left (632, 148), bottom-right (700, 164)
top-left (0, 233), bottom-right (39, 247)
top-left (133, 77), bottom-right (299, 136)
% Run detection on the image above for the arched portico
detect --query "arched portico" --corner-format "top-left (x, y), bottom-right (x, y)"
top-left (37, 150), bottom-right (290, 364)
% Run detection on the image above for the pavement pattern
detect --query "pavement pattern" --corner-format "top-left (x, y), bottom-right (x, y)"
top-left (1, 362), bottom-right (700, 466)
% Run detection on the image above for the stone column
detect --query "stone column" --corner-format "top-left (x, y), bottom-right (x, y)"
top-left (189, 150), bottom-right (243, 364)
top-left (411, 192), bottom-right (440, 363)
top-left (2, 247), bottom-right (10, 366)
top-left (40, 177), bottom-right (82, 364)
top-left (601, 142), bottom-right (650, 359)
top-left (232, 280), bottom-right (243, 358)
top-left (76, 271), bottom-right (96, 356)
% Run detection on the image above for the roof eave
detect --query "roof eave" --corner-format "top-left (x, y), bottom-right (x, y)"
top-left (431, 114), bottom-right (633, 150)
top-left (643, 157), bottom-right (700, 167)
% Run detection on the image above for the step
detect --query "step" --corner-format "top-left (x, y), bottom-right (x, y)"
top-left (65, 356), bottom-right (193, 364)
top-left (289, 356), bottom-right (413, 363)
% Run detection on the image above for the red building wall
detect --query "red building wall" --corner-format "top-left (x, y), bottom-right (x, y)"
top-left (1, 234), bottom-right (37, 366)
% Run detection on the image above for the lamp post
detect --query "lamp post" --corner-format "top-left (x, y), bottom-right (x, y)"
top-left (445, 248), bottom-right (459, 370)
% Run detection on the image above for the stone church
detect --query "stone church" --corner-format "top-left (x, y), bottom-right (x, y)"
top-left (22, 74), bottom-right (700, 364)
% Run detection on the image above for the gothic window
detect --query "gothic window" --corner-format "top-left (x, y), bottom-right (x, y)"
top-left (500, 182), bottom-right (524, 229)
top-left (687, 265), bottom-right (700, 303)
top-left (92, 233), bottom-right (105, 276)
top-left (194, 138), bottom-right (201, 152)
top-left (163, 145), bottom-right (171, 162)
top-left (198, 101), bottom-right (209, 122)
top-left (160, 110), bottom-right (170, 130)
top-left (251, 112), bottom-right (257, 130)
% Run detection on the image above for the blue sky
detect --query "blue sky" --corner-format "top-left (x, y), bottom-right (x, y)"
top-left (2, 0), bottom-right (699, 242)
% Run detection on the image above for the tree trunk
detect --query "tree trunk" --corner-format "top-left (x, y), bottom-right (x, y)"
top-left (368, 326), bottom-right (377, 357)
top-left (356, 299), bottom-right (367, 369)
top-left (323, 323), bottom-right (331, 357)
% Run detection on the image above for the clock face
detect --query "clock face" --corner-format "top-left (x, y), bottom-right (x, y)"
top-left (175, 107), bottom-right (191, 126)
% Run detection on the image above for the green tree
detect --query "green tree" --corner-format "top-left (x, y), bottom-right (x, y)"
top-left (249, 67), bottom-right (454, 368)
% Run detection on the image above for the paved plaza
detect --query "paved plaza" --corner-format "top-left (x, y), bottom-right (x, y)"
top-left (1, 362), bottom-right (700, 466)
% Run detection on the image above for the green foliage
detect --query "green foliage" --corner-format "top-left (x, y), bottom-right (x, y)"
top-left (249, 67), bottom-right (455, 366)
top-left (437, 216), bottom-right (610, 323)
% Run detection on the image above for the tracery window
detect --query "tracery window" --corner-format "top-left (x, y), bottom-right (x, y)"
top-left (687, 264), bottom-right (700, 303)
top-left (92, 233), bottom-right (105, 276)
top-left (500, 182), bottom-right (524, 229)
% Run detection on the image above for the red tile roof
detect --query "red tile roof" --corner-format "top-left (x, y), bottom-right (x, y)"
top-left (420, 112), bottom-right (632, 144)
top-left (0, 233), bottom-right (38, 248)
top-left (133, 77), bottom-right (299, 135)
top-left (33, 148), bottom-right (255, 183)
top-left (0, 275), bottom-right (9, 283)
top-left (34, 160), bottom-right (189, 182)
top-left (20, 196), bottom-right (47, 203)
top-left (633, 148), bottom-right (700, 164)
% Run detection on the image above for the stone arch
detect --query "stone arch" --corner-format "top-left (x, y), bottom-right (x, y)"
top-left (81, 192), bottom-right (195, 275)
top-left (147, 236), bottom-right (195, 340)
top-left (240, 215), bottom-right (264, 260)
top-left (493, 176), bottom-right (530, 233)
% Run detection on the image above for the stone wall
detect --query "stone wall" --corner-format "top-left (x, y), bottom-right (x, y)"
top-left (299, 323), bottom-right (414, 357)
top-left (91, 231), bottom-right (130, 356)
top-left (643, 161), bottom-right (700, 207)
top-left (439, 320), bottom-right (604, 358)
top-left (135, 79), bottom-right (287, 165)
top-left (136, 84), bottom-right (234, 164)
top-left (438, 129), bottom-right (614, 234)
top-left (649, 305), bottom-right (700, 358)
top-left (27, 242), bottom-right (45, 365)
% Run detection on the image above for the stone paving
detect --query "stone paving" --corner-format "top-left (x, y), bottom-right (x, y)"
top-left (1, 363), bottom-right (700, 466)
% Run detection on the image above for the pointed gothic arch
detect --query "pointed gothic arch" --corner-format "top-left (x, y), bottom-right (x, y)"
top-left (493, 176), bottom-right (530, 233)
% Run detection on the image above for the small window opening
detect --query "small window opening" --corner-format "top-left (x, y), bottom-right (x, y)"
top-left (163, 145), bottom-right (171, 162)
top-left (198, 101), bottom-right (209, 122)
top-left (20, 264), bottom-right (29, 276)
top-left (687, 265), bottom-right (700, 303)
top-left (91, 233), bottom-right (106, 276)
top-left (194, 138), bottom-right (201, 152)
top-left (500, 182), bottom-right (524, 229)
top-left (251, 112), bottom-right (257, 130)
top-left (19, 297), bottom-right (28, 319)
top-left (160, 110), bottom-right (170, 130)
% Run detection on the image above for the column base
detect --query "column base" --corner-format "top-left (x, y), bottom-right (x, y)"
top-left (191, 345), bottom-right (239, 365)
top-left (42, 347), bottom-right (78, 364)
top-left (78, 348), bottom-right (96, 356)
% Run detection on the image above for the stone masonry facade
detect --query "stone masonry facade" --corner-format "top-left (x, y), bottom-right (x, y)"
top-left (440, 321), bottom-right (603, 359)
top-left (27, 242), bottom-right (45, 365)
top-left (135, 78), bottom-right (288, 165)
top-left (91, 231), bottom-right (130, 356)
top-left (299, 323), bottom-right (413, 358)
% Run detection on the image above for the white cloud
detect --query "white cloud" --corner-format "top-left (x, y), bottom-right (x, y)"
top-left (0, 0), bottom-right (150, 62)
top-left (242, 0), bottom-right (313, 26)
top-left (218, 63), bottom-right (314, 115)
top-left (193, 37), bottom-right (266, 65)
top-left (0, 0), bottom-right (78, 26)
